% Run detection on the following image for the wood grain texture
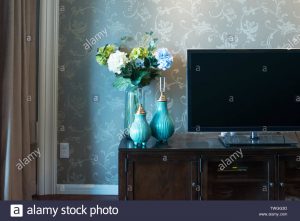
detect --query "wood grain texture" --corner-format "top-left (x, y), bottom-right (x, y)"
top-left (125, 153), bottom-right (198, 200)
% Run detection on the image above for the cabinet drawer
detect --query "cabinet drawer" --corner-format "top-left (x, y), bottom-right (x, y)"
top-left (202, 155), bottom-right (275, 200)
top-left (207, 182), bottom-right (270, 200)
top-left (205, 156), bottom-right (272, 181)
top-left (125, 152), bottom-right (200, 200)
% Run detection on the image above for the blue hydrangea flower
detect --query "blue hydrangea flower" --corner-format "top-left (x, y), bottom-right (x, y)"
top-left (135, 58), bottom-right (145, 68)
top-left (154, 48), bottom-right (173, 71)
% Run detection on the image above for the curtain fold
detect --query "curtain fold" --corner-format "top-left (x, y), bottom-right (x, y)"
top-left (1, 0), bottom-right (37, 200)
top-left (0, 0), bottom-right (8, 147)
top-left (0, 0), bottom-right (10, 201)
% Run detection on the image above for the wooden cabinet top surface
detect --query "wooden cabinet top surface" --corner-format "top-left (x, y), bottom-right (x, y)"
top-left (119, 132), bottom-right (300, 153)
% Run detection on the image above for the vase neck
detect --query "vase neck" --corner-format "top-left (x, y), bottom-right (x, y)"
top-left (135, 114), bottom-right (146, 119)
top-left (157, 101), bottom-right (168, 113)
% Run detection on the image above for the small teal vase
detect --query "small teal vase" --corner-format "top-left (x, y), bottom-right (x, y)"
top-left (129, 104), bottom-right (151, 146)
top-left (150, 92), bottom-right (175, 143)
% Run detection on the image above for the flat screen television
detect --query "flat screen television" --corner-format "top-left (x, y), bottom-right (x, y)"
top-left (187, 49), bottom-right (300, 146)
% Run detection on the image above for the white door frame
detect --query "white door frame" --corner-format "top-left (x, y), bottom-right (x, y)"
top-left (37, 0), bottom-right (59, 195)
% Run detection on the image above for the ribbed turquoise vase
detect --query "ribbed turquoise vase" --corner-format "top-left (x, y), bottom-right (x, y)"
top-left (129, 104), bottom-right (151, 146)
top-left (150, 92), bottom-right (174, 143)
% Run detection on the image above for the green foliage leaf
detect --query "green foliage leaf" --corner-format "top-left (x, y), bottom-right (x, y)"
top-left (121, 63), bottom-right (134, 77)
top-left (132, 71), bottom-right (150, 86)
top-left (151, 57), bottom-right (159, 68)
top-left (144, 58), bottom-right (151, 68)
top-left (113, 77), bottom-right (133, 91)
top-left (95, 54), bottom-right (105, 65)
top-left (140, 71), bottom-right (160, 87)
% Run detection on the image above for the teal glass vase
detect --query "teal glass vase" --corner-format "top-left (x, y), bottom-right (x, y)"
top-left (124, 87), bottom-right (144, 136)
top-left (129, 104), bottom-right (151, 146)
top-left (150, 92), bottom-right (175, 143)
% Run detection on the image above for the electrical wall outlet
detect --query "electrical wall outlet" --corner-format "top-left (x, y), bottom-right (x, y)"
top-left (60, 143), bottom-right (70, 159)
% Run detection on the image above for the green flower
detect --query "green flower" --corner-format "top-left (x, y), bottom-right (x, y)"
top-left (96, 44), bottom-right (116, 65)
top-left (129, 47), bottom-right (148, 60)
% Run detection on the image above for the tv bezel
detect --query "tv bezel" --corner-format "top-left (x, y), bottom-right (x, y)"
top-left (187, 48), bottom-right (300, 132)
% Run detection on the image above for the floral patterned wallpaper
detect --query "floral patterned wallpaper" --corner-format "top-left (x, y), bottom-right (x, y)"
top-left (58, 0), bottom-right (300, 185)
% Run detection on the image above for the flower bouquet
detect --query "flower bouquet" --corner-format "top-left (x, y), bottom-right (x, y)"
top-left (96, 31), bottom-right (173, 90)
top-left (96, 32), bottom-right (173, 132)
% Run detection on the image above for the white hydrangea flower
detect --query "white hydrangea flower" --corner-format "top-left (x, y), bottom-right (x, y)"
top-left (107, 50), bottom-right (129, 74)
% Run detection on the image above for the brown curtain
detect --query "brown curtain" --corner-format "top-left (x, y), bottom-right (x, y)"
top-left (0, 0), bottom-right (38, 200)
top-left (0, 0), bottom-right (8, 171)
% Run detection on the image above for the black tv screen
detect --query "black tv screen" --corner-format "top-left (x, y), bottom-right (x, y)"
top-left (187, 49), bottom-right (300, 132)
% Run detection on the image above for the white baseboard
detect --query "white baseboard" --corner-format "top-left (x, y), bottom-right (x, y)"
top-left (56, 184), bottom-right (118, 195)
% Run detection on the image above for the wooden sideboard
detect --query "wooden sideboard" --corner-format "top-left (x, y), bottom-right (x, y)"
top-left (119, 133), bottom-right (300, 200)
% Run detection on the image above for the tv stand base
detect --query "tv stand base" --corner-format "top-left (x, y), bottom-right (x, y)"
top-left (219, 133), bottom-right (298, 147)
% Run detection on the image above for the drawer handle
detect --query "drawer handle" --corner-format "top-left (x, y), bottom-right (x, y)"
top-left (269, 182), bottom-right (274, 188)
top-left (192, 182), bottom-right (201, 192)
top-left (280, 182), bottom-right (284, 187)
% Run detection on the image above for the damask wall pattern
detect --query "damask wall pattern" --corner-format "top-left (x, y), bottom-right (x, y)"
top-left (58, 0), bottom-right (300, 184)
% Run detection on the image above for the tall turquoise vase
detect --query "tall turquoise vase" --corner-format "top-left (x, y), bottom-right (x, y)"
top-left (129, 104), bottom-right (151, 146)
top-left (150, 92), bottom-right (175, 143)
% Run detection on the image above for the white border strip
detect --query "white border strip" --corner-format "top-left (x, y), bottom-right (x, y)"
top-left (56, 185), bottom-right (118, 195)
top-left (38, 0), bottom-right (59, 195)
